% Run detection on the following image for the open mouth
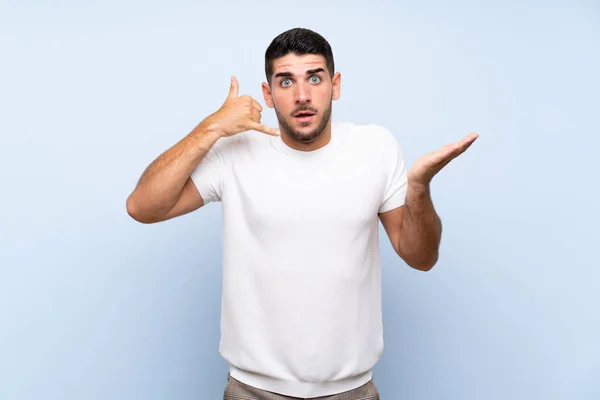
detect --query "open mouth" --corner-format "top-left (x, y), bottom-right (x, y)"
top-left (293, 111), bottom-right (316, 123)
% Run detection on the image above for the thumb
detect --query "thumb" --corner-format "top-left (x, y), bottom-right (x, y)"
top-left (227, 76), bottom-right (239, 99)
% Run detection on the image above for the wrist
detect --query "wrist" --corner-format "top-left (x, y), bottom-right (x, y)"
top-left (196, 113), bottom-right (228, 138)
top-left (190, 121), bottom-right (223, 149)
top-left (204, 123), bottom-right (226, 141)
top-left (407, 179), bottom-right (431, 193)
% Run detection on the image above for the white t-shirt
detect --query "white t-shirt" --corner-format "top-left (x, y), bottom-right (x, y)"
top-left (191, 121), bottom-right (408, 398)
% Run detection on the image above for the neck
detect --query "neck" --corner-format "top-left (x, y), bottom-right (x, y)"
top-left (280, 119), bottom-right (332, 152)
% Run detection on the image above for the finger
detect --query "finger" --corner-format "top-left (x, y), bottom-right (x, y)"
top-left (453, 142), bottom-right (471, 156)
top-left (430, 144), bottom-right (464, 167)
top-left (465, 132), bottom-right (480, 142)
top-left (251, 98), bottom-right (263, 112)
top-left (458, 132), bottom-right (478, 147)
top-left (248, 121), bottom-right (280, 136)
top-left (431, 144), bottom-right (458, 164)
top-left (437, 133), bottom-right (479, 167)
top-left (441, 133), bottom-right (479, 159)
top-left (250, 107), bottom-right (262, 123)
top-left (454, 134), bottom-right (478, 154)
top-left (227, 76), bottom-right (239, 99)
top-left (438, 154), bottom-right (458, 170)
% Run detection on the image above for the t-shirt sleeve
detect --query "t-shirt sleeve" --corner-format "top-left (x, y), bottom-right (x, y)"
top-left (378, 129), bottom-right (408, 213)
top-left (190, 139), bottom-right (229, 204)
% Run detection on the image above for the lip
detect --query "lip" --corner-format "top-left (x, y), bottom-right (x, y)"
top-left (293, 110), bottom-right (317, 117)
top-left (293, 111), bottom-right (316, 123)
top-left (294, 114), bottom-right (315, 123)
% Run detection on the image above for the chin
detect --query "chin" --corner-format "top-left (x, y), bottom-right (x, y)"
top-left (294, 130), bottom-right (324, 144)
top-left (294, 122), bottom-right (316, 132)
top-left (275, 105), bottom-right (330, 143)
top-left (295, 134), bottom-right (320, 144)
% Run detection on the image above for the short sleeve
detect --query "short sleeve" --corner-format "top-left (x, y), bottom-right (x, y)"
top-left (378, 130), bottom-right (408, 213)
top-left (190, 140), bottom-right (228, 204)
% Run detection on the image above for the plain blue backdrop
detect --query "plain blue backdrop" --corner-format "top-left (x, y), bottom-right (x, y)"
top-left (1, 1), bottom-right (599, 399)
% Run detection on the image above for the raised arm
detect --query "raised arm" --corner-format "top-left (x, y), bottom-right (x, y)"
top-left (126, 125), bottom-right (221, 223)
top-left (126, 77), bottom-right (279, 224)
top-left (380, 133), bottom-right (478, 271)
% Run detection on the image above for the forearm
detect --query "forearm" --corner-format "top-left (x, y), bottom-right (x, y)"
top-left (397, 182), bottom-right (442, 271)
top-left (127, 120), bottom-right (222, 220)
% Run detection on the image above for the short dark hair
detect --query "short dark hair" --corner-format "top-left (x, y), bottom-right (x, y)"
top-left (264, 28), bottom-right (335, 84)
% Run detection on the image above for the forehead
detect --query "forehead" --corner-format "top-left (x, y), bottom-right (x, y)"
top-left (272, 53), bottom-right (328, 76)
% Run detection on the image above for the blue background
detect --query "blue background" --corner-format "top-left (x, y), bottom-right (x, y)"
top-left (1, 1), bottom-right (599, 399)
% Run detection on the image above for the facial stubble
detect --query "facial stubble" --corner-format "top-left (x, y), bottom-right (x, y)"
top-left (274, 98), bottom-right (332, 144)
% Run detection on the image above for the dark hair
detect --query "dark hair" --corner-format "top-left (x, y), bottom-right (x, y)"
top-left (265, 28), bottom-right (335, 84)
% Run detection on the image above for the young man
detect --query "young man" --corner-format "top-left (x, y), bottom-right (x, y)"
top-left (126, 28), bottom-right (478, 399)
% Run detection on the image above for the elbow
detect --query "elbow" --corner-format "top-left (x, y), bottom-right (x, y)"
top-left (126, 193), bottom-right (157, 224)
top-left (403, 252), bottom-right (439, 272)
top-left (412, 257), bottom-right (438, 272)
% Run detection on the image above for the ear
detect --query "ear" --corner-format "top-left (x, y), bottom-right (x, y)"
top-left (332, 72), bottom-right (341, 101)
top-left (261, 81), bottom-right (274, 108)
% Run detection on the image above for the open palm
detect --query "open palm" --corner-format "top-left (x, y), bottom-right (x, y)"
top-left (408, 133), bottom-right (479, 185)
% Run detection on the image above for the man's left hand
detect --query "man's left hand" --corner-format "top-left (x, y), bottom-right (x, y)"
top-left (407, 133), bottom-right (479, 186)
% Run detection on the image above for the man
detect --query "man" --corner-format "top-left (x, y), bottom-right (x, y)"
top-left (126, 27), bottom-right (478, 399)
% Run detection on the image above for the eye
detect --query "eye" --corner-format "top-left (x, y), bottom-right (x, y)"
top-left (281, 79), bottom-right (292, 87)
top-left (309, 75), bottom-right (321, 84)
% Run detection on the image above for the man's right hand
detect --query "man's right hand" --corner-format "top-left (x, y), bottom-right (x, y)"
top-left (208, 76), bottom-right (280, 137)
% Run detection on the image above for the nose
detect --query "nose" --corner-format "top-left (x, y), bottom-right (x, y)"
top-left (295, 82), bottom-right (311, 104)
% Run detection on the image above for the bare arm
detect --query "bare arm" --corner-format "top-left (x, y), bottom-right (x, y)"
top-left (380, 183), bottom-right (442, 271)
top-left (126, 76), bottom-right (279, 224)
top-left (126, 123), bottom-right (221, 223)
top-left (380, 133), bottom-right (479, 271)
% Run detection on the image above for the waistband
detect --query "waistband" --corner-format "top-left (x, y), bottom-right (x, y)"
top-left (228, 364), bottom-right (373, 398)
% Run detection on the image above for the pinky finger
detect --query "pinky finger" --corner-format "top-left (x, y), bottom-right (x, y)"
top-left (249, 122), bottom-right (280, 136)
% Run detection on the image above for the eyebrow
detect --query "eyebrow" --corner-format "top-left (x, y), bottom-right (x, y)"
top-left (274, 68), bottom-right (325, 79)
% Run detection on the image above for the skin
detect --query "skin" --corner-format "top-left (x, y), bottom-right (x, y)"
top-left (125, 77), bottom-right (279, 223)
top-left (126, 52), bottom-right (478, 272)
top-left (261, 53), bottom-right (341, 151)
top-left (379, 133), bottom-right (478, 271)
